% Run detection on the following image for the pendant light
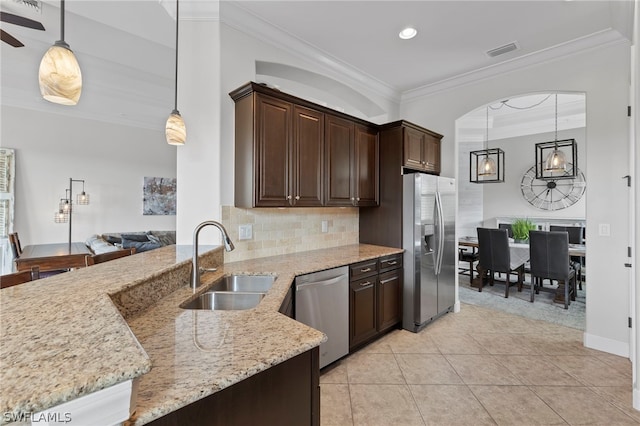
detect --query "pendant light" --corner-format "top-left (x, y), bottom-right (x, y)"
top-left (478, 107), bottom-right (496, 176)
top-left (470, 105), bottom-right (504, 183)
top-left (38, 0), bottom-right (82, 105)
top-left (535, 94), bottom-right (577, 179)
top-left (166, 0), bottom-right (186, 146)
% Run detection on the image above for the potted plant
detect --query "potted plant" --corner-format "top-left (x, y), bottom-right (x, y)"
top-left (512, 218), bottom-right (536, 243)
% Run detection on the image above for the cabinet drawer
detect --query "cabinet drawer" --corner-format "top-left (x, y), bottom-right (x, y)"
top-left (350, 259), bottom-right (378, 280)
top-left (379, 253), bottom-right (402, 273)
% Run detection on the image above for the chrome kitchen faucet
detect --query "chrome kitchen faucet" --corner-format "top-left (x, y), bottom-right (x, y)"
top-left (191, 220), bottom-right (235, 289)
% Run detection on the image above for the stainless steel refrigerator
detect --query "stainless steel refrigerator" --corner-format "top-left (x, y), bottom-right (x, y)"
top-left (402, 173), bottom-right (456, 332)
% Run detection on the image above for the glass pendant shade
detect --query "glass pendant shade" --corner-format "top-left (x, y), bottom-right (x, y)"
top-left (77, 191), bottom-right (89, 205)
top-left (38, 41), bottom-right (82, 105)
top-left (60, 199), bottom-right (71, 213)
top-left (166, 110), bottom-right (186, 146)
top-left (478, 155), bottom-right (497, 176)
top-left (54, 209), bottom-right (68, 223)
top-left (544, 148), bottom-right (567, 172)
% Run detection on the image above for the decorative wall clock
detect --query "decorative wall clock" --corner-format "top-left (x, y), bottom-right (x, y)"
top-left (520, 164), bottom-right (586, 211)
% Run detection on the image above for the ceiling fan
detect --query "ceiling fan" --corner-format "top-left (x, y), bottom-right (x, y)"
top-left (1, 11), bottom-right (45, 47)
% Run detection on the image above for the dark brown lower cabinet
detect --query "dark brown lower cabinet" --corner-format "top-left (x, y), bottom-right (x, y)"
top-left (377, 269), bottom-right (402, 333)
top-left (349, 277), bottom-right (377, 350)
top-left (147, 348), bottom-right (319, 426)
top-left (349, 254), bottom-right (403, 351)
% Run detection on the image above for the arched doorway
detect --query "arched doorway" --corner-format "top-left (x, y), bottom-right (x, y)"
top-left (455, 92), bottom-right (587, 329)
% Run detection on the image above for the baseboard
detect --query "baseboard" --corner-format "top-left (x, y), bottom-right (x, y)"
top-left (583, 332), bottom-right (629, 357)
top-left (453, 300), bottom-right (461, 313)
top-left (634, 388), bottom-right (640, 411)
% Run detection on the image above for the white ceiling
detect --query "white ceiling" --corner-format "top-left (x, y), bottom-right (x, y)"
top-left (0, 0), bottom-right (634, 131)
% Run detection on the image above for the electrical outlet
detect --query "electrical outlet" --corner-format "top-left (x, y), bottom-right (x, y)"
top-left (321, 220), bottom-right (328, 233)
top-left (238, 224), bottom-right (253, 240)
top-left (598, 223), bottom-right (610, 237)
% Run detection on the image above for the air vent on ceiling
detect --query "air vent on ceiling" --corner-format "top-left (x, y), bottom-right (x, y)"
top-left (11, 0), bottom-right (41, 13)
top-left (486, 42), bottom-right (519, 58)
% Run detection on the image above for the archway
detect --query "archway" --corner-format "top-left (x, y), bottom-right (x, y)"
top-left (455, 92), bottom-right (586, 329)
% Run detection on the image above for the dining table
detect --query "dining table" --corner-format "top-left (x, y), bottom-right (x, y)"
top-left (15, 242), bottom-right (92, 273)
top-left (459, 236), bottom-right (586, 304)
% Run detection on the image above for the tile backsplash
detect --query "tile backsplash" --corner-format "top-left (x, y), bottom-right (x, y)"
top-left (221, 206), bottom-right (359, 262)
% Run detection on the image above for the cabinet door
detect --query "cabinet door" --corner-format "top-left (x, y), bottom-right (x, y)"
top-left (354, 125), bottom-right (379, 207)
top-left (325, 115), bottom-right (354, 206)
top-left (423, 133), bottom-right (441, 174)
top-left (349, 278), bottom-right (377, 349)
top-left (293, 106), bottom-right (324, 206)
top-left (377, 269), bottom-right (402, 333)
top-left (255, 94), bottom-right (292, 206)
top-left (403, 127), bottom-right (425, 171)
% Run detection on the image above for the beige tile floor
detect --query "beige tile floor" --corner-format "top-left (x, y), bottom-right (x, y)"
top-left (320, 303), bottom-right (638, 426)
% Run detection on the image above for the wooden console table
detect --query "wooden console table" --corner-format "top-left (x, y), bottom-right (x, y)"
top-left (15, 242), bottom-right (92, 272)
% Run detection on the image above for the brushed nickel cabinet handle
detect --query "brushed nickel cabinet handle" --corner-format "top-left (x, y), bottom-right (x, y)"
top-left (360, 267), bottom-right (372, 273)
top-left (286, 195), bottom-right (292, 200)
top-left (360, 281), bottom-right (372, 287)
top-left (295, 195), bottom-right (300, 200)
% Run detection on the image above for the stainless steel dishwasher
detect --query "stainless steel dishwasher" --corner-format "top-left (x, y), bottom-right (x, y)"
top-left (295, 266), bottom-right (349, 369)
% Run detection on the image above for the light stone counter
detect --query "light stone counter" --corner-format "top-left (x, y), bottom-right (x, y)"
top-left (0, 243), bottom-right (402, 425)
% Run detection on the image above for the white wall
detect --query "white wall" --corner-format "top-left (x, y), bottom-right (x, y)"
top-left (401, 41), bottom-right (632, 355)
top-left (0, 106), bottom-right (176, 248)
top-left (482, 128), bottom-right (586, 221)
top-left (175, 18), bottom-right (222, 245)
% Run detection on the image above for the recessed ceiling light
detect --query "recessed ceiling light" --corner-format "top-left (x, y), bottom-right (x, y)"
top-left (399, 27), bottom-right (417, 40)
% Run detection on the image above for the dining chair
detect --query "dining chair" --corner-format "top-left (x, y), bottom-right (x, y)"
top-left (8, 233), bottom-right (21, 259)
top-left (528, 230), bottom-right (576, 309)
top-left (458, 247), bottom-right (479, 284)
top-left (476, 228), bottom-right (524, 298)
top-left (1, 266), bottom-right (40, 289)
top-left (550, 225), bottom-right (584, 290)
top-left (498, 223), bottom-right (514, 238)
top-left (85, 248), bottom-right (136, 266)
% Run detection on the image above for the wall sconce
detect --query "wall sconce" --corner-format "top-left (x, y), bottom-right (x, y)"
top-left (53, 178), bottom-right (89, 249)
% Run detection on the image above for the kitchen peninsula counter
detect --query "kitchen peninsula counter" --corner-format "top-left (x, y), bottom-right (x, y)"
top-left (0, 243), bottom-right (402, 424)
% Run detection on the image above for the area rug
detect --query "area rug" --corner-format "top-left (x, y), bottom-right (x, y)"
top-left (458, 273), bottom-right (586, 330)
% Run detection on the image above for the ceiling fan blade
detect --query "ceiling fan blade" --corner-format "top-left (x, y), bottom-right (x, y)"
top-left (1, 29), bottom-right (24, 47)
top-left (0, 12), bottom-right (45, 31)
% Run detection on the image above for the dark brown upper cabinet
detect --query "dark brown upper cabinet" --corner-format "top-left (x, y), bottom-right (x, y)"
top-left (325, 116), bottom-right (379, 207)
top-left (230, 82), bottom-right (379, 208)
top-left (392, 121), bottom-right (442, 175)
top-left (231, 86), bottom-right (324, 207)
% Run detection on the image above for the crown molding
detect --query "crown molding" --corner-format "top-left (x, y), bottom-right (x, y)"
top-left (401, 29), bottom-right (629, 103)
top-left (220, 1), bottom-right (400, 105)
top-left (159, 0), bottom-right (220, 21)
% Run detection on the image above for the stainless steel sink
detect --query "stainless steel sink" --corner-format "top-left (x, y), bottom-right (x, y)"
top-left (208, 274), bottom-right (275, 293)
top-left (180, 291), bottom-right (265, 311)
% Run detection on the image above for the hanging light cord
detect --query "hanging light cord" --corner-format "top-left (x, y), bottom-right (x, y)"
top-left (554, 93), bottom-right (558, 142)
top-left (173, 0), bottom-right (179, 112)
top-left (60, 0), bottom-right (65, 42)
top-left (489, 94), bottom-right (552, 110)
top-left (485, 106), bottom-right (490, 152)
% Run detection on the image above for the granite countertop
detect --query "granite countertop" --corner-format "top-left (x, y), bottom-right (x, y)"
top-left (0, 243), bottom-right (402, 425)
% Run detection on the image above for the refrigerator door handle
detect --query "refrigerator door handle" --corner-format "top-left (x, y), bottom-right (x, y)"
top-left (434, 191), bottom-right (444, 275)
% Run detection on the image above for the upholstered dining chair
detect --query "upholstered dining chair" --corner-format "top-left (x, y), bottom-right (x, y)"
top-left (476, 228), bottom-right (525, 298)
top-left (8, 233), bottom-right (21, 260)
top-left (85, 248), bottom-right (136, 266)
top-left (498, 223), bottom-right (514, 238)
top-left (550, 225), bottom-right (584, 289)
top-left (1, 266), bottom-right (40, 289)
top-left (528, 230), bottom-right (576, 309)
top-left (458, 247), bottom-right (479, 284)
